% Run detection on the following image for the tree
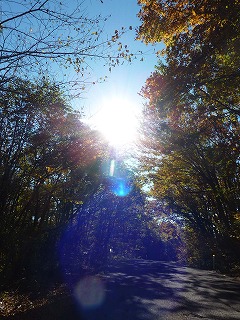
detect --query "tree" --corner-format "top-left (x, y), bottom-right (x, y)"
top-left (137, 0), bottom-right (240, 269)
top-left (137, 0), bottom-right (240, 115)
top-left (0, 0), bottom-right (134, 93)
top-left (0, 77), bottom-right (107, 285)
top-left (139, 77), bottom-right (240, 268)
top-left (58, 163), bottom-right (148, 286)
top-left (142, 199), bottom-right (183, 261)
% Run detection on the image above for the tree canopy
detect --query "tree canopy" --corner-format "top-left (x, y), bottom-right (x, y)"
top-left (137, 0), bottom-right (240, 269)
top-left (0, 77), bottom-right (104, 282)
top-left (0, 77), bottom-right (150, 288)
top-left (137, 0), bottom-right (240, 116)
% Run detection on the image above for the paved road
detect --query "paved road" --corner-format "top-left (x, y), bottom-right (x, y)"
top-left (9, 260), bottom-right (240, 319)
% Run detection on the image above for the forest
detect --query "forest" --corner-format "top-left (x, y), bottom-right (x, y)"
top-left (0, 0), bottom-right (239, 309)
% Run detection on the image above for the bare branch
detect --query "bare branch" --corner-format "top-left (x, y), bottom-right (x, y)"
top-left (1, 0), bottom-right (49, 25)
top-left (0, 0), bottom-right (138, 93)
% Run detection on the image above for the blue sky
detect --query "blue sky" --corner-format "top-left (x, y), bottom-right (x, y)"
top-left (78, 0), bottom-right (162, 119)
top-left (2, 0), bottom-right (161, 120)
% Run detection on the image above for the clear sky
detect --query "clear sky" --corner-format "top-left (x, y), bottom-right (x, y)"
top-left (78, 0), bottom-right (162, 120)
top-left (2, 0), bottom-right (162, 135)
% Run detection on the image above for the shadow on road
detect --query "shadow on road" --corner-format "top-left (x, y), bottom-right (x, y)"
top-left (82, 259), bottom-right (240, 320)
top-left (5, 259), bottom-right (240, 320)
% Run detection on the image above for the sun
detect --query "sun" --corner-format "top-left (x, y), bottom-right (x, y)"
top-left (91, 96), bottom-right (140, 147)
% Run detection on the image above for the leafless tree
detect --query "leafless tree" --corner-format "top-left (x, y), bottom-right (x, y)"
top-left (0, 0), bottom-right (132, 94)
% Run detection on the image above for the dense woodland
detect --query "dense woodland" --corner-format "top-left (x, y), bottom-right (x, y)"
top-left (137, 0), bottom-right (240, 271)
top-left (0, 0), bottom-right (239, 297)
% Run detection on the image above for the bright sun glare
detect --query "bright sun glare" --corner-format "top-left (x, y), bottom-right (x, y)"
top-left (92, 97), bottom-right (140, 147)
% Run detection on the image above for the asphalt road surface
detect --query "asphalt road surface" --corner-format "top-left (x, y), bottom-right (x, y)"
top-left (10, 260), bottom-right (240, 320)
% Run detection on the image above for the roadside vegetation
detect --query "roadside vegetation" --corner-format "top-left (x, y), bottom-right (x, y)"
top-left (0, 0), bottom-right (239, 317)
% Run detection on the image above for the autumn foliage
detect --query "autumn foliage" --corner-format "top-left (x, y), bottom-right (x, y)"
top-left (137, 0), bottom-right (240, 271)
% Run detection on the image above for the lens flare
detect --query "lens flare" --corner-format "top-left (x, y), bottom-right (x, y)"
top-left (74, 276), bottom-right (105, 310)
top-left (109, 159), bottom-right (115, 176)
top-left (111, 177), bottom-right (131, 197)
top-left (106, 159), bottom-right (132, 197)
